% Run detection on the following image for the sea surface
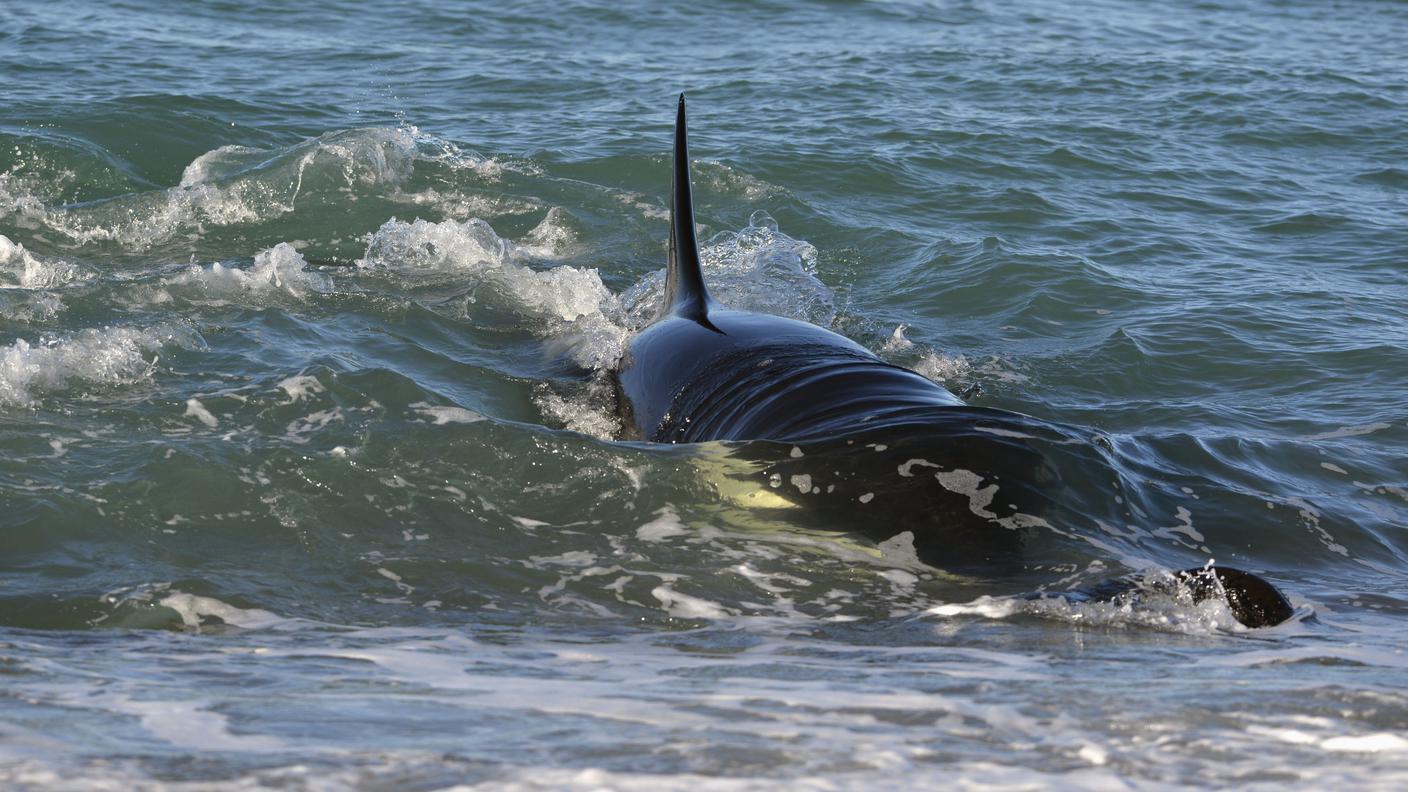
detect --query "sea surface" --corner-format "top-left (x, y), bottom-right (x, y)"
top-left (2, 0), bottom-right (1407, 788)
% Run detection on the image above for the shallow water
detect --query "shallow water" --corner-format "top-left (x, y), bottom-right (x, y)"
top-left (2, 0), bottom-right (1407, 788)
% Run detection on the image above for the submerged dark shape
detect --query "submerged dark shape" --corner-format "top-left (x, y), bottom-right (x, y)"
top-left (611, 95), bottom-right (1293, 628)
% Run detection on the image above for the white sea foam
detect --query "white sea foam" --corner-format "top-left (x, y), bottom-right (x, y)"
top-left (881, 324), bottom-right (915, 352)
top-left (31, 128), bottom-right (422, 249)
top-left (906, 351), bottom-right (1028, 390)
top-left (913, 351), bottom-right (972, 384)
top-left (157, 592), bottom-right (285, 631)
top-left (0, 289), bottom-right (64, 324)
top-left (359, 215), bottom-right (626, 369)
top-left (518, 206), bottom-right (579, 258)
top-left (277, 373), bottom-right (326, 403)
top-left (107, 694), bottom-right (286, 752)
top-left (183, 398), bottom-right (219, 428)
top-left (410, 401), bottom-right (486, 425)
top-left (618, 211), bottom-right (835, 330)
top-left (533, 375), bottom-right (623, 438)
top-left (390, 186), bottom-right (544, 220)
top-left (636, 508), bottom-right (689, 542)
top-left (1322, 733), bottom-right (1408, 753)
top-left (651, 583), bottom-right (733, 619)
top-left (0, 145), bottom-right (81, 222)
top-left (177, 143), bottom-right (264, 187)
top-left (284, 407), bottom-right (343, 444)
top-left (692, 160), bottom-right (780, 202)
top-left (165, 242), bottom-right (332, 300)
top-left (0, 234), bottom-right (89, 290)
top-left (360, 215), bottom-right (513, 272)
top-left (0, 324), bottom-right (201, 405)
top-left (925, 572), bottom-right (1262, 636)
top-left (5, 604), bottom-right (1403, 791)
top-left (1303, 422), bottom-right (1393, 441)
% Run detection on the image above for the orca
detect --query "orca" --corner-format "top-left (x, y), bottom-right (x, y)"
top-left (611, 96), bottom-right (1293, 628)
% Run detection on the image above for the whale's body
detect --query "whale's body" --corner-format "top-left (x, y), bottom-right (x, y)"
top-left (618, 308), bottom-right (965, 443)
top-left (617, 96), bottom-right (965, 444)
top-left (610, 96), bottom-right (1294, 628)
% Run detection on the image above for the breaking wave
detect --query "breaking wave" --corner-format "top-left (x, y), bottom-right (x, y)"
top-left (0, 323), bottom-right (202, 406)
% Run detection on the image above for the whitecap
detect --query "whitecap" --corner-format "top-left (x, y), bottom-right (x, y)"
top-left (410, 401), bottom-right (486, 425)
top-left (912, 351), bottom-right (972, 384)
top-left (618, 211), bottom-right (835, 330)
top-left (0, 324), bottom-right (201, 406)
top-left (277, 373), bottom-right (327, 403)
top-left (636, 508), bottom-right (688, 542)
top-left (156, 592), bottom-right (285, 631)
top-left (165, 242), bottom-right (333, 300)
top-left (0, 234), bottom-right (88, 290)
top-left (651, 584), bottom-right (733, 619)
top-left (32, 127), bottom-right (422, 249)
top-left (359, 216), bottom-right (625, 369)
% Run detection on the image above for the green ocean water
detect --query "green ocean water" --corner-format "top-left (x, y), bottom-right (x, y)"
top-left (2, 0), bottom-right (1407, 788)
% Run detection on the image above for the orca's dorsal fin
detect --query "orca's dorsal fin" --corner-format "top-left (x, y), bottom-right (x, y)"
top-left (663, 94), bottom-right (717, 326)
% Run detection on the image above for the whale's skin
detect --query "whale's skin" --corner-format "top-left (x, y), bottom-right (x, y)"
top-left (614, 95), bottom-right (964, 445)
top-left (609, 96), bottom-right (1294, 628)
top-left (616, 309), bottom-right (964, 444)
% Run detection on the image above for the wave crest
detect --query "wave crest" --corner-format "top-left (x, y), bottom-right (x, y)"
top-left (0, 324), bottom-right (203, 406)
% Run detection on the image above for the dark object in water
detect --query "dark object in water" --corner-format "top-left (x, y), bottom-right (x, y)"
top-left (610, 95), bottom-right (1293, 628)
top-left (1040, 566), bottom-right (1296, 629)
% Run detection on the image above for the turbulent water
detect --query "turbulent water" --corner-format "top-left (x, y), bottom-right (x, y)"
top-left (3, 0), bottom-right (1407, 788)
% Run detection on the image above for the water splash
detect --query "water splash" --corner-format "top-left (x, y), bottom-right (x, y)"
top-left (0, 324), bottom-right (203, 406)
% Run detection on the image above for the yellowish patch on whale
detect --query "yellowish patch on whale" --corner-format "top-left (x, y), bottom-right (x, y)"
top-left (685, 446), bottom-right (979, 585)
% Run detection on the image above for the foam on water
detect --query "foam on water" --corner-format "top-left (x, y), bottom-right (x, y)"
top-left (410, 401), bottom-right (486, 425)
top-left (6, 610), bottom-right (1405, 790)
top-left (617, 211), bottom-right (837, 330)
top-left (0, 323), bottom-right (202, 405)
top-left (13, 128), bottom-right (430, 249)
top-left (0, 233), bottom-right (89, 289)
top-left (164, 243), bottom-right (333, 302)
top-left (360, 216), bottom-right (607, 318)
top-left (876, 339), bottom-right (1026, 396)
top-left (0, 289), bottom-right (65, 325)
top-left (156, 592), bottom-right (287, 631)
top-left (358, 214), bottom-right (627, 369)
top-left (930, 590), bottom-right (1245, 635)
top-left (913, 351), bottom-right (974, 385)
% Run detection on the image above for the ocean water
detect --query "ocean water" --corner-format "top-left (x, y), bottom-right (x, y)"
top-left (2, 0), bottom-right (1407, 787)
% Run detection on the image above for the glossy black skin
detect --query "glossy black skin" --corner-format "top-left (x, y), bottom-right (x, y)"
top-left (615, 300), bottom-right (1074, 576)
top-left (616, 308), bottom-right (964, 443)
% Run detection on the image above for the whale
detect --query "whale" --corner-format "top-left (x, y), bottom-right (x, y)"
top-left (612, 95), bottom-right (1293, 628)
